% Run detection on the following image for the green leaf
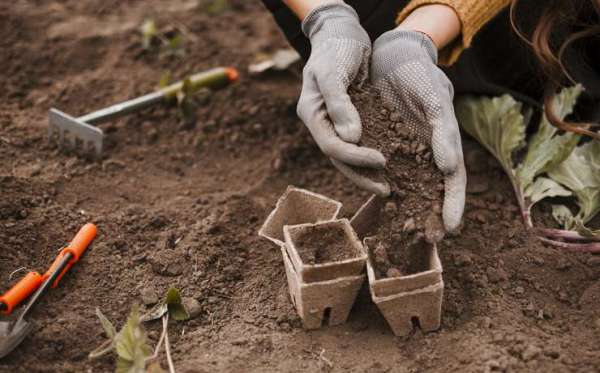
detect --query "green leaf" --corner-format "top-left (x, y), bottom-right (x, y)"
top-left (96, 307), bottom-right (116, 338)
top-left (574, 220), bottom-right (600, 238)
top-left (89, 308), bottom-right (117, 359)
top-left (548, 141), bottom-right (600, 225)
top-left (140, 19), bottom-right (157, 50)
top-left (165, 288), bottom-right (190, 321)
top-left (551, 204), bottom-right (575, 228)
top-left (165, 287), bottom-right (182, 304)
top-left (524, 177), bottom-right (572, 205)
top-left (515, 85), bottom-right (582, 190)
top-left (552, 205), bottom-right (600, 237)
top-left (455, 94), bottom-right (528, 174)
top-left (115, 305), bottom-right (152, 373)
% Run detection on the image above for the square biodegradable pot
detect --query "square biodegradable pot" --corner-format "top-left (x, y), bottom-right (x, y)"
top-left (259, 186), bottom-right (342, 246)
top-left (280, 245), bottom-right (365, 330)
top-left (283, 219), bottom-right (368, 283)
top-left (364, 237), bottom-right (443, 336)
top-left (352, 195), bottom-right (444, 336)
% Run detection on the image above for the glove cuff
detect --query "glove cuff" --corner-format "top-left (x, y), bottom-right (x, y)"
top-left (374, 29), bottom-right (438, 64)
top-left (301, 1), bottom-right (361, 39)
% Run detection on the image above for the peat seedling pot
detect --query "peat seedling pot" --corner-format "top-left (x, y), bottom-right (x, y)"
top-left (259, 186), bottom-right (342, 246)
top-left (283, 219), bottom-right (367, 282)
top-left (351, 196), bottom-right (444, 337)
top-left (282, 219), bottom-right (366, 329)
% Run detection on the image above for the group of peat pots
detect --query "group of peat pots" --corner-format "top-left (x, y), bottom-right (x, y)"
top-left (259, 186), bottom-right (443, 336)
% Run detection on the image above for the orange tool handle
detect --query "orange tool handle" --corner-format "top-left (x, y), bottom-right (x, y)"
top-left (224, 67), bottom-right (239, 82)
top-left (0, 271), bottom-right (43, 315)
top-left (43, 223), bottom-right (97, 288)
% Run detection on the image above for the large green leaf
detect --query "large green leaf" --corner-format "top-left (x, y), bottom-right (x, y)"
top-left (548, 141), bottom-right (600, 223)
top-left (547, 141), bottom-right (600, 237)
top-left (456, 85), bottom-right (600, 238)
top-left (515, 85), bottom-right (582, 190)
top-left (455, 94), bottom-right (528, 174)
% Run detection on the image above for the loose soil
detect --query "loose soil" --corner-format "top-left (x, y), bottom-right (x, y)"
top-left (293, 224), bottom-right (357, 265)
top-left (350, 87), bottom-right (444, 278)
top-left (1, 1), bottom-right (600, 372)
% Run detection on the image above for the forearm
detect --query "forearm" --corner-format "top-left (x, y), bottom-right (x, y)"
top-left (283, 0), bottom-right (339, 20)
top-left (397, 0), bottom-right (511, 65)
top-left (396, 4), bottom-right (461, 51)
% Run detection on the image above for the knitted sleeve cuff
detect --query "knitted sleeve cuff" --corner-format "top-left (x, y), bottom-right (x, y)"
top-left (396, 0), bottom-right (510, 65)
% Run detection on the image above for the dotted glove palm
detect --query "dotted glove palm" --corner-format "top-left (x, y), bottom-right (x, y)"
top-left (371, 29), bottom-right (467, 231)
top-left (297, 1), bottom-right (389, 195)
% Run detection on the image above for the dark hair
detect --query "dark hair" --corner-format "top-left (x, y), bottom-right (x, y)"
top-left (510, 0), bottom-right (600, 139)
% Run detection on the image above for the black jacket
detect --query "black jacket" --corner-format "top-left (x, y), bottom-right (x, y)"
top-left (261, 0), bottom-right (600, 120)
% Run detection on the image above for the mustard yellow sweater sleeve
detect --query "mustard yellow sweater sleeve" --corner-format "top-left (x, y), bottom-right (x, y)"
top-left (396, 0), bottom-right (511, 65)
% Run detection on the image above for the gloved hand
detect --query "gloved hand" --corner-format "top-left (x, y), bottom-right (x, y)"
top-left (297, 1), bottom-right (390, 196)
top-left (371, 28), bottom-right (466, 231)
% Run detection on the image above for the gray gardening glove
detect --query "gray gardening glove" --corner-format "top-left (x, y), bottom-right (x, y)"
top-left (297, 1), bottom-right (390, 196)
top-left (371, 29), bottom-right (466, 231)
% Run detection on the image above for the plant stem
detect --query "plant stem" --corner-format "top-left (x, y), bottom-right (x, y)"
top-left (537, 236), bottom-right (600, 252)
top-left (537, 227), bottom-right (600, 242)
top-left (146, 316), bottom-right (169, 363)
top-left (500, 166), bottom-right (533, 229)
top-left (164, 314), bottom-right (175, 373)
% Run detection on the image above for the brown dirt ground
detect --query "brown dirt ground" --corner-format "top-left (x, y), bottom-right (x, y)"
top-left (1, 1), bottom-right (599, 372)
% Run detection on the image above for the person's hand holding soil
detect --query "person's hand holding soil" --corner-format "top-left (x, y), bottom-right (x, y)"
top-left (370, 26), bottom-right (467, 231)
top-left (295, 1), bottom-right (390, 196)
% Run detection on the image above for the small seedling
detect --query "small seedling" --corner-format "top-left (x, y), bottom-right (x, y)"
top-left (158, 74), bottom-right (200, 127)
top-left (89, 305), bottom-right (154, 372)
top-left (140, 19), bottom-right (158, 50)
top-left (139, 19), bottom-right (185, 57)
top-left (141, 287), bottom-right (190, 322)
top-left (456, 85), bottom-right (600, 251)
top-left (90, 298), bottom-right (185, 373)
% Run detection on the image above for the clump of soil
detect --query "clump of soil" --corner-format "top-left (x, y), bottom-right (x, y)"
top-left (350, 86), bottom-right (445, 278)
top-left (293, 224), bottom-right (357, 265)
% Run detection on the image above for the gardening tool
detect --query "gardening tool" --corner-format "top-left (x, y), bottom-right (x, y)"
top-left (0, 223), bottom-right (97, 359)
top-left (0, 272), bottom-right (43, 316)
top-left (48, 66), bottom-right (239, 157)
